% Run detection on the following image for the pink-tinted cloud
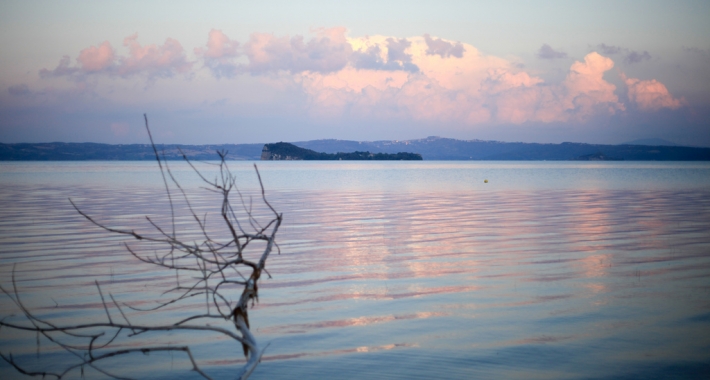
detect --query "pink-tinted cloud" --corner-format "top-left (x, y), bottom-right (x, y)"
top-left (242, 27), bottom-right (352, 74)
top-left (77, 41), bottom-right (115, 72)
top-left (561, 52), bottom-right (624, 118)
top-left (196, 29), bottom-right (240, 59)
top-left (483, 53), bottom-right (623, 124)
top-left (119, 34), bottom-right (192, 78)
top-left (36, 30), bottom-right (685, 126)
top-left (194, 29), bottom-right (423, 76)
top-left (622, 73), bottom-right (684, 111)
top-left (423, 34), bottom-right (464, 58)
top-left (40, 35), bottom-right (191, 80)
top-left (194, 29), bottom-right (240, 78)
top-left (300, 37), bottom-right (627, 126)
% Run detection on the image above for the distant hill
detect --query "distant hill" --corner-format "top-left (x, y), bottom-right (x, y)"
top-left (2, 137), bottom-right (709, 161)
top-left (0, 142), bottom-right (263, 161)
top-left (260, 142), bottom-right (422, 160)
top-left (293, 137), bottom-right (710, 161)
top-left (622, 138), bottom-right (679, 147)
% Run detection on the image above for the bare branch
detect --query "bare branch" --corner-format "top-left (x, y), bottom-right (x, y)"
top-left (0, 115), bottom-right (282, 380)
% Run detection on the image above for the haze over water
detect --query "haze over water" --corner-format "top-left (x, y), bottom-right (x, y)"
top-left (1, 161), bottom-right (710, 379)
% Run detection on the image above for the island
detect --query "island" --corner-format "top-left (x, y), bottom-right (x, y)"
top-left (260, 142), bottom-right (422, 160)
top-left (573, 152), bottom-right (623, 161)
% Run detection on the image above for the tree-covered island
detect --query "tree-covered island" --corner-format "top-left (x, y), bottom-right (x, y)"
top-left (260, 142), bottom-right (423, 160)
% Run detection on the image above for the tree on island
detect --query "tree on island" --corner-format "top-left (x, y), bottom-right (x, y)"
top-left (0, 115), bottom-right (282, 379)
top-left (260, 142), bottom-right (423, 160)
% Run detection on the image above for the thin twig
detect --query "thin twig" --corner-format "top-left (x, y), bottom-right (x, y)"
top-left (0, 115), bottom-right (282, 380)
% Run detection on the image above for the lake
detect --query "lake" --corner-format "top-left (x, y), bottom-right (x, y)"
top-left (1, 161), bottom-right (710, 379)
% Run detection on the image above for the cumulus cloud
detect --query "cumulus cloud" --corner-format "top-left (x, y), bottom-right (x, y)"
top-left (350, 45), bottom-right (386, 70)
top-left (297, 36), bottom-right (633, 125)
top-left (562, 52), bottom-right (624, 117)
top-left (423, 34), bottom-right (464, 58)
top-left (196, 29), bottom-right (240, 59)
top-left (40, 35), bottom-right (191, 80)
top-left (40, 56), bottom-right (79, 78)
top-left (624, 50), bottom-right (651, 64)
top-left (77, 41), bottom-right (116, 72)
top-left (595, 43), bottom-right (651, 64)
top-left (119, 34), bottom-right (192, 78)
top-left (194, 29), bottom-right (425, 75)
top-left (597, 43), bottom-right (622, 55)
top-left (537, 44), bottom-right (567, 59)
top-left (242, 27), bottom-right (352, 74)
top-left (485, 52), bottom-right (624, 124)
top-left (194, 29), bottom-right (241, 78)
top-left (36, 29), bottom-right (684, 125)
top-left (382, 38), bottom-right (419, 72)
top-left (346, 37), bottom-right (422, 73)
top-left (621, 73), bottom-right (684, 111)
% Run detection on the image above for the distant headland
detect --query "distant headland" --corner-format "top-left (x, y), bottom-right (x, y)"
top-left (260, 142), bottom-right (422, 161)
top-left (1, 137), bottom-right (710, 161)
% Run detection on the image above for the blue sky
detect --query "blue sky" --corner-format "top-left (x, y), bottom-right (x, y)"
top-left (1, 0), bottom-right (709, 145)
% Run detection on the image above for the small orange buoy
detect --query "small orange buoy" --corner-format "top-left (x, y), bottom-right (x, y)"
top-left (484, 179), bottom-right (488, 183)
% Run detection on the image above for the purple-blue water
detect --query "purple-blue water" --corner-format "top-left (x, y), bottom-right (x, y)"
top-left (1, 161), bottom-right (710, 379)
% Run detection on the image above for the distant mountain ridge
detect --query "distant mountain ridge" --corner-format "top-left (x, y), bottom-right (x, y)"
top-left (292, 137), bottom-right (710, 161)
top-left (0, 142), bottom-right (263, 161)
top-left (621, 138), bottom-right (679, 147)
top-left (1, 137), bottom-right (709, 161)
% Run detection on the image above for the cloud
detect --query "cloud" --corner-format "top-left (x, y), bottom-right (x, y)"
top-left (624, 50), bottom-right (651, 64)
top-left (346, 37), bottom-right (424, 73)
top-left (194, 29), bottom-right (240, 78)
top-left (621, 73), bottom-right (684, 111)
top-left (77, 41), bottom-right (116, 72)
top-left (597, 43), bottom-right (622, 55)
top-left (199, 29), bottom-right (424, 75)
top-left (562, 52), bottom-right (624, 117)
top-left (242, 27), bottom-right (352, 74)
top-left (40, 35), bottom-right (192, 80)
top-left (196, 29), bottom-right (240, 59)
top-left (423, 34), bottom-right (464, 58)
top-left (40, 56), bottom-right (79, 78)
top-left (119, 34), bottom-right (192, 78)
top-left (383, 38), bottom-right (419, 72)
top-left (683, 46), bottom-right (710, 58)
top-left (486, 52), bottom-right (624, 124)
top-left (8, 84), bottom-right (32, 96)
top-left (537, 44), bottom-right (567, 59)
top-left (298, 36), bottom-right (630, 125)
top-left (34, 30), bottom-right (684, 126)
top-left (596, 43), bottom-right (651, 64)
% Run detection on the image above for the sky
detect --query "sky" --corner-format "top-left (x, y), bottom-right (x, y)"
top-left (1, 0), bottom-right (709, 146)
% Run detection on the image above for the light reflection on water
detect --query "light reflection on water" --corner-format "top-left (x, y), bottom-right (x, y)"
top-left (1, 161), bottom-right (710, 379)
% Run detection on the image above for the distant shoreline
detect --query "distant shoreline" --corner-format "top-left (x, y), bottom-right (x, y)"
top-left (2, 138), bottom-right (710, 161)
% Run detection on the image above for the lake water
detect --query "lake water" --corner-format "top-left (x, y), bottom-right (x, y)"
top-left (1, 161), bottom-right (710, 379)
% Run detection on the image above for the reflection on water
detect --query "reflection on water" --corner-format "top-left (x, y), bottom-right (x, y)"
top-left (1, 162), bottom-right (710, 379)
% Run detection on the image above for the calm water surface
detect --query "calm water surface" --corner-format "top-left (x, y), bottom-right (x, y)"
top-left (1, 161), bottom-right (710, 379)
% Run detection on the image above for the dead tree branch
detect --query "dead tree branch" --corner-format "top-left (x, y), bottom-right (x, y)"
top-left (0, 114), bottom-right (282, 379)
